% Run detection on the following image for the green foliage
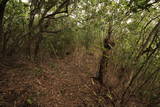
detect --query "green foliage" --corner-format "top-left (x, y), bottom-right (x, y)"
top-left (26, 98), bottom-right (33, 105)
top-left (0, 0), bottom-right (160, 106)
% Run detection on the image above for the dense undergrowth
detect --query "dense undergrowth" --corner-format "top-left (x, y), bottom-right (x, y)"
top-left (0, 0), bottom-right (160, 107)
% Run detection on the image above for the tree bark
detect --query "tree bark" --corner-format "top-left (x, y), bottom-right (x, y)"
top-left (0, 0), bottom-right (9, 55)
top-left (34, 34), bottom-right (43, 60)
top-left (95, 22), bottom-right (115, 84)
top-left (0, 0), bottom-right (9, 31)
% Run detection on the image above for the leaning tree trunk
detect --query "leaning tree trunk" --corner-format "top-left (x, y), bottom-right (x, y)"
top-left (96, 22), bottom-right (115, 85)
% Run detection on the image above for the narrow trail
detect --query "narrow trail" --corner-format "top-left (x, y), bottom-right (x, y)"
top-left (0, 51), bottom-right (100, 106)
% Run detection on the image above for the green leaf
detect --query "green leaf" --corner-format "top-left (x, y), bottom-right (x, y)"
top-left (27, 99), bottom-right (32, 104)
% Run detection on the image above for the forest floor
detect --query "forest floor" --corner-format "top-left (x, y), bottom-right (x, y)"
top-left (0, 49), bottom-right (102, 107)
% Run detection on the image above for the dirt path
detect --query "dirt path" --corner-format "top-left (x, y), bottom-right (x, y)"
top-left (0, 52), bottom-right (100, 107)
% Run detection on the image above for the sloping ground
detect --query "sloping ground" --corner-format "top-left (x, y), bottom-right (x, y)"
top-left (0, 49), bottom-right (149, 107)
top-left (0, 50), bottom-right (101, 107)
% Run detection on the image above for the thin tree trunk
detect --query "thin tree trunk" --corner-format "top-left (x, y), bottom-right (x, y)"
top-left (34, 34), bottom-right (43, 60)
top-left (2, 33), bottom-right (7, 55)
top-left (136, 21), bottom-right (160, 60)
top-left (25, 1), bottom-right (36, 59)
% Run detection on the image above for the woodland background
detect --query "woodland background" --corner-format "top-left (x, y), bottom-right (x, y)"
top-left (0, 0), bottom-right (160, 106)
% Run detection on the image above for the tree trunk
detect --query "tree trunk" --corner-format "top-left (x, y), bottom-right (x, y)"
top-left (34, 34), bottom-right (43, 60)
top-left (0, 0), bottom-right (9, 31)
top-left (95, 22), bottom-right (115, 85)
top-left (97, 51), bottom-right (109, 84)
top-left (0, 0), bottom-right (9, 55)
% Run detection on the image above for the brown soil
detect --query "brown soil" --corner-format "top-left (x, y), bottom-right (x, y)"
top-left (0, 49), bottom-right (147, 107)
top-left (0, 50), bottom-right (101, 107)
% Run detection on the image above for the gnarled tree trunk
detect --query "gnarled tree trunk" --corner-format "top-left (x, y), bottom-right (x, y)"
top-left (95, 22), bottom-right (115, 84)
